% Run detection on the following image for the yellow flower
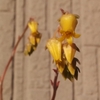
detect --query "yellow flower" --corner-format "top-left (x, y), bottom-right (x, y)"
top-left (58, 13), bottom-right (80, 44)
top-left (45, 11), bottom-right (81, 81)
top-left (29, 33), bottom-right (42, 46)
top-left (46, 38), bottom-right (62, 62)
top-left (63, 44), bottom-right (76, 64)
top-left (35, 33), bottom-right (42, 44)
top-left (28, 20), bottom-right (38, 35)
top-left (29, 35), bottom-right (36, 45)
top-left (24, 19), bottom-right (42, 56)
top-left (59, 14), bottom-right (78, 32)
top-left (24, 43), bottom-right (33, 55)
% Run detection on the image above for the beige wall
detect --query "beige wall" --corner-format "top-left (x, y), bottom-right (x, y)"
top-left (0, 0), bottom-right (100, 100)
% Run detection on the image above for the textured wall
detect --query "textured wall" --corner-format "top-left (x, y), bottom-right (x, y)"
top-left (0, 0), bottom-right (100, 100)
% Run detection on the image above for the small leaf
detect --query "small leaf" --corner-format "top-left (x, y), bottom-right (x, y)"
top-left (53, 69), bottom-right (58, 74)
top-left (60, 8), bottom-right (66, 14)
top-left (56, 81), bottom-right (60, 87)
top-left (74, 66), bottom-right (80, 80)
top-left (50, 80), bottom-right (54, 86)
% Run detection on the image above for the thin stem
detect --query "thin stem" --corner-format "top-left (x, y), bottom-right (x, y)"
top-left (1, 24), bottom-right (28, 83)
top-left (51, 68), bottom-right (60, 100)
top-left (0, 22), bottom-right (29, 100)
top-left (0, 77), bottom-right (2, 100)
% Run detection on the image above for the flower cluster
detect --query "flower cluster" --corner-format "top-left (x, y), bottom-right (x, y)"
top-left (24, 18), bottom-right (42, 55)
top-left (46, 10), bottom-right (80, 81)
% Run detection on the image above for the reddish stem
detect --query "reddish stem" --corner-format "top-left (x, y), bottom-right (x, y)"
top-left (0, 77), bottom-right (2, 100)
top-left (0, 22), bottom-right (29, 100)
top-left (51, 68), bottom-right (60, 100)
top-left (1, 25), bottom-right (28, 83)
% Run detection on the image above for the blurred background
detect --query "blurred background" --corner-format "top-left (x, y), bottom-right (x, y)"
top-left (0, 0), bottom-right (100, 100)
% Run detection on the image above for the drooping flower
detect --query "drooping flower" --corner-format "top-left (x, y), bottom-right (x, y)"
top-left (46, 10), bottom-right (81, 81)
top-left (46, 38), bottom-right (62, 62)
top-left (24, 43), bottom-right (34, 55)
top-left (29, 33), bottom-right (42, 46)
top-left (28, 19), bottom-right (38, 35)
top-left (58, 13), bottom-right (80, 44)
top-left (24, 19), bottom-right (42, 55)
top-left (59, 14), bottom-right (78, 32)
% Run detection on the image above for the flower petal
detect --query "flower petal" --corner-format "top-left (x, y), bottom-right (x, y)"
top-left (24, 43), bottom-right (33, 55)
top-left (57, 35), bottom-right (66, 42)
top-left (46, 38), bottom-right (62, 62)
top-left (29, 35), bottom-right (36, 45)
top-left (63, 44), bottom-right (76, 64)
top-left (73, 32), bottom-right (80, 38)
top-left (68, 64), bottom-right (75, 75)
top-left (28, 21), bottom-right (38, 35)
top-left (56, 61), bottom-right (65, 73)
top-left (36, 33), bottom-right (42, 44)
top-left (66, 36), bottom-right (73, 44)
top-left (62, 65), bottom-right (74, 81)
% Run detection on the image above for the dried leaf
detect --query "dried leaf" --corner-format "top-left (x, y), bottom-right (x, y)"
top-left (71, 43), bottom-right (80, 52)
top-left (72, 57), bottom-right (80, 67)
top-left (60, 8), bottom-right (66, 14)
top-left (74, 69), bottom-right (78, 80)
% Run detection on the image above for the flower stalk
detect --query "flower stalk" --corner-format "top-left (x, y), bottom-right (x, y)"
top-left (46, 9), bottom-right (81, 99)
top-left (51, 69), bottom-right (60, 100)
top-left (0, 18), bottom-right (40, 100)
top-left (0, 24), bottom-right (28, 100)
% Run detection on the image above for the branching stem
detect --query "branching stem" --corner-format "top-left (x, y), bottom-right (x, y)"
top-left (51, 68), bottom-right (60, 100)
